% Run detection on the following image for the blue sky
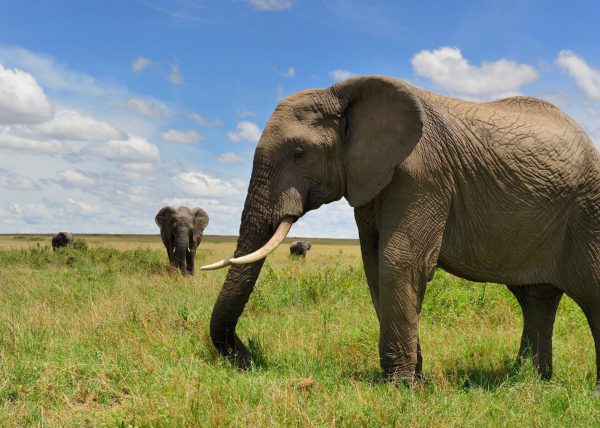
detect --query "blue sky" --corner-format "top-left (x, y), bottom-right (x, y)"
top-left (0, 0), bottom-right (599, 236)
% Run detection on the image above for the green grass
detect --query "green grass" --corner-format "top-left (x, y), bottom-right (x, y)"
top-left (0, 237), bottom-right (598, 426)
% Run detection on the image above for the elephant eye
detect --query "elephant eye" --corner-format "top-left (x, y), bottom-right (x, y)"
top-left (293, 146), bottom-right (305, 164)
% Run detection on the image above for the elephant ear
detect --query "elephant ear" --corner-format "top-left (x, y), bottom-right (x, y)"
top-left (191, 208), bottom-right (209, 237)
top-left (333, 76), bottom-right (425, 207)
top-left (155, 206), bottom-right (176, 229)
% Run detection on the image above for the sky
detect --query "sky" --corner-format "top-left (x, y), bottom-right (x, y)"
top-left (0, 0), bottom-right (599, 237)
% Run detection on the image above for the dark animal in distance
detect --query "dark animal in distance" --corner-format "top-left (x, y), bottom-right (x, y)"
top-left (51, 232), bottom-right (74, 250)
top-left (289, 241), bottom-right (312, 258)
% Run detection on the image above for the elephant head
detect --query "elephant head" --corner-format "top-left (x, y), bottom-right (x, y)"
top-left (155, 206), bottom-right (209, 275)
top-left (290, 240), bottom-right (312, 258)
top-left (51, 231), bottom-right (74, 250)
top-left (203, 76), bottom-right (424, 366)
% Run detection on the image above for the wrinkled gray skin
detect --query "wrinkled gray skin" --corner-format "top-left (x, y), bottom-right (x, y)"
top-left (210, 75), bottom-right (600, 389)
top-left (155, 206), bottom-right (209, 275)
top-left (51, 232), bottom-right (74, 250)
top-left (290, 240), bottom-right (312, 258)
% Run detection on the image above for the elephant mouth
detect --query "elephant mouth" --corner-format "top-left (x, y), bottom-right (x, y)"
top-left (200, 216), bottom-right (294, 270)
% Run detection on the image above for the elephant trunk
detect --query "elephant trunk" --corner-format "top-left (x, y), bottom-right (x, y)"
top-left (209, 166), bottom-right (274, 368)
top-left (174, 228), bottom-right (189, 273)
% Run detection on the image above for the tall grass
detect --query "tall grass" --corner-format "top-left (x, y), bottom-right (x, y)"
top-left (0, 238), bottom-right (597, 426)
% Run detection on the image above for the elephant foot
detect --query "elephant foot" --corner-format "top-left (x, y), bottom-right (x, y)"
top-left (381, 364), bottom-right (421, 386)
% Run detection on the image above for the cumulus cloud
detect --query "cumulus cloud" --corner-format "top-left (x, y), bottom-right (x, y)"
top-left (67, 198), bottom-right (102, 214)
top-left (0, 130), bottom-right (70, 155)
top-left (172, 172), bottom-right (244, 198)
top-left (56, 169), bottom-right (95, 188)
top-left (0, 63), bottom-right (52, 123)
top-left (246, 0), bottom-right (293, 11)
top-left (168, 62), bottom-right (183, 85)
top-left (411, 46), bottom-right (538, 99)
top-left (556, 50), bottom-right (600, 101)
top-left (122, 162), bottom-right (155, 173)
top-left (88, 135), bottom-right (160, 162)
top-left (33, 110), bottom-right (125, 142)
top-left (329, 69), bottom-right (357, 82)
top-left (8, 202), bottom-right (54, 224)
top-left (159, 129), bottom-right (203, 144)
top-left (114, 98), bottom-right (167, 119)
top-left (0, 169), bottom-right (39, 190)
top-left (187, 111), bottom-right (223, 127)
top-left (227, 121), bottom-right (261, 143)
top-left (218, 152), bottom-right (244, 163)
top-left (0, 45), bottom-right (110, 97)
top-left (132, 56), bottom-right (152, 72)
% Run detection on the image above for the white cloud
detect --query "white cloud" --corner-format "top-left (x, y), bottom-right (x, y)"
top-left (0, 63), bottom-right (52, 123)
top-left (0, 45), bottom-right (110, 97)
top-left (132, 56), bottom-right (152, 72)
top-left (240, 109), bottom-right (255, 118)
top-left (187, 111), bottom-right (223, 127)
top-left (8, 202), bottom-right (54, 224)
top-left (218, 152), bottom-right (245, 163)
top-left (168, 62), bottom-right (183, 85)
top-left (33, 110), bottom-right (125, 142)
top-left (275, 66), bottom-right (295, 78)
top-left (411, 46), bottom-right (538, 99)
top-left (57, 169), bottom-right (95, 188)
top-left (122, 162), bottom-right (155, 173)
top-left (89, 135), bottom-right (160, 162)
top-left (0, 130), bottom-right (70, 155)
top-left (0, 169), bottom-right (39, 190)
top-left (556, 50), bottom-right (600, 101)
top-left (159, 129), bottom-right (204, 144)
top-left (114, 98), bottom-right (167, 119)
top-left (227, 121), bottom-right (262, 143)
top-left (329, 69), bottom-right (357, 82)
top-left (67, 198), bottom-right (102, 214)
top-left (246, 0), bottom-right (293, 11)
top-left (172, 172), bottom-right (243, 198)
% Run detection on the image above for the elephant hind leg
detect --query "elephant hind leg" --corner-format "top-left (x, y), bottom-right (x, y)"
top-left (507, 284), bottom-right (563, 380)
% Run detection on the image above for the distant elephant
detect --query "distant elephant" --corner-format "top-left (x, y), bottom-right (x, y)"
top-left (51, 232), bottom-right (74, 250)
top-left (155, 206), bottom-right (209, 275)
top-left (202, 76), bottom-right (600, 390)
top-left (289, 240), bottom-right (312, 258)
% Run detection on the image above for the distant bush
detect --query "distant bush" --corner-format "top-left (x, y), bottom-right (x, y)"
top-left (0, 245), bottom-right (166, 274)
top-left (71, 239), bottom-right (89, 251)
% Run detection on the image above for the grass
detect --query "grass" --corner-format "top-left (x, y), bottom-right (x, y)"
top-left (0, 234), bottom-right (598, 426)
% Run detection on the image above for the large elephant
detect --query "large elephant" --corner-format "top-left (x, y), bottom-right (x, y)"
top-left (290, 240), bottom-right (312, 258)
top-left (202, 76), bottom-right (600, 389)
top-left (155, 206), bottom-right (209, 275)
top-left (51, 232), bottom-right (74, 250)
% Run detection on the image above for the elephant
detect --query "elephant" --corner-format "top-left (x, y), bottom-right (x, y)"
top-left (51, 231), bottom-right (74, 250)
top-left (289, 240), bottom-right (312, 258)
top-left (202, 75), bottom-right (600, 389)
top-left (155, 206), bottom-right (209, 275)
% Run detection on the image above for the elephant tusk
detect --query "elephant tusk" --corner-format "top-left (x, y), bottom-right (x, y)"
top-left (200, 256), bottom-right (234, 271)
top-left (229, 217), bottom-right (293, 265)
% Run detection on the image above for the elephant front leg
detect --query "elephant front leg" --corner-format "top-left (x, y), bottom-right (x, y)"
top-left (357, 203), bottom-right (430, 382)
top-left (378, 254), bottom-right (435, 383)
top-left (355, 203), bottom-right (381, 319)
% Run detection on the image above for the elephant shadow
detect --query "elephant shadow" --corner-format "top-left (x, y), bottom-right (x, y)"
top-left (442, 358), bottom-right (523, 391)
top-left (344, 358), bottom-right (522, 391)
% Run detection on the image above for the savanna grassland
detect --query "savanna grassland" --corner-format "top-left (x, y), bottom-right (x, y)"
top-left (0, 234), bottom-right (599, 427)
